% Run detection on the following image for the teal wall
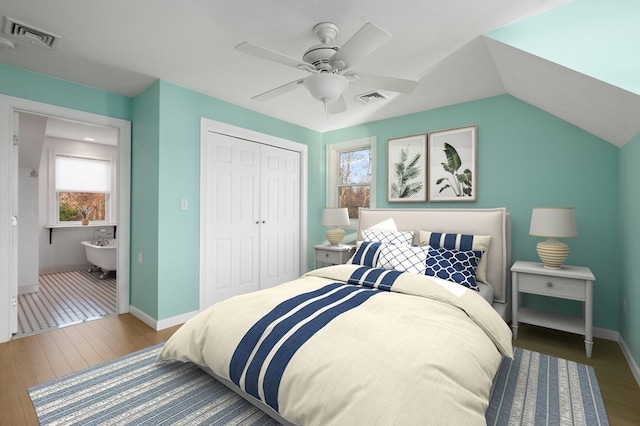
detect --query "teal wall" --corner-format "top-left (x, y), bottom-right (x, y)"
top-left (136, 80), bottom-right (322, 319)
top-left (323, 94), bottom-right (621, 331)
top-left (0, 63), bottom-right (131, 120)
top-left (130, 82), bottom-right (161, 318)
top-left (620, 134), bottom-right (640, 365)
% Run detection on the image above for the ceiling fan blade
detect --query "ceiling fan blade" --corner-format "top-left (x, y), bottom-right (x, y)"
top-left (235, 42), bottom-right (311, 70)
top-left (329, 95), bottom-right (347, 115)
top-left (330, 23), bottom-right (392, 71)
top-left (251, 78), bottom-right (305, 101)
top-left (348, 71), bottom-right (419, 94)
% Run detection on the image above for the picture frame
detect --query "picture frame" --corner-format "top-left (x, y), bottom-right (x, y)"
top-left (387, 134), bottom-right (427, 202)
top-left (427, 125), bottom-right (477, 202)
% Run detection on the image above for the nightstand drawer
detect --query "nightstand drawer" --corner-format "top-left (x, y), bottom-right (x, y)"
top-left (519, 274), bottom-right (585, 300)
top-left (316, 250), bottom-right (343, 264)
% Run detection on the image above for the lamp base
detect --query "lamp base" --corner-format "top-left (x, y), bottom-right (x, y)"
top-left (326, 227), bottom-right (345, 246)
top-left (536, 239), bottom-right (569, 269)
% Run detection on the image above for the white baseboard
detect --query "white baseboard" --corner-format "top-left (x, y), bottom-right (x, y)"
top-left (594, 326), bottom-right (619, 341)
top-left (157, 310), bottom-right (199, 330)
top-left (18, 284), bottom-right (39, 294)
top-left (593, 326), bottom-right (640, 387)
top-left (619, 336), bottom-right (640, 387)
top-left (129, 305), bottom-right (198, 331)
top-left (40, 263), bottom-right (92, 275)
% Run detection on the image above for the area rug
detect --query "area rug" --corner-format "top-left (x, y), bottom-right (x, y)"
top-left (29, 345), bottom-right (608, 425)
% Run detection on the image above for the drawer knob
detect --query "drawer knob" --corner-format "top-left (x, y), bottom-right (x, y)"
top-left (325, 253), bottom-right (330, 257)
top-left (547, 282), bottom-right (553, 287)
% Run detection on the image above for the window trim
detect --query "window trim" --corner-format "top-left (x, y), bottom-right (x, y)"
top-left (326, 136), bottom-right (376, 229)
top-left (48, 149), bottom-right (117, 226)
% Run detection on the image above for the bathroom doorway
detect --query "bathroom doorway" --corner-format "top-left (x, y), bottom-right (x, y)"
top-left (0, 95), bottom-right (131, 343)
top-left (13, 113), bottom-right (120, 338)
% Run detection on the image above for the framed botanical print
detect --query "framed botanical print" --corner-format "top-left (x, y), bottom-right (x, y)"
top-left (427, 125), bottom-right (477, 202)
top-left (387, 134), bottom-right (427, 202)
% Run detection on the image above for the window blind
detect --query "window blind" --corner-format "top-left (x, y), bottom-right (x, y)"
top-left (55, 156), bottom-right (111, 192)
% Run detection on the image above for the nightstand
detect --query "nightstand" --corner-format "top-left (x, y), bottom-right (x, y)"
top-left (314, 244), bottom-right (354, 269)
top-left (511, 260), bottom-right (596, 357)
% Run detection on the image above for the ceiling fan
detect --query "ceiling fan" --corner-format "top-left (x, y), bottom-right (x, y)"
top-left (235, 22), bottom-right (419, 115)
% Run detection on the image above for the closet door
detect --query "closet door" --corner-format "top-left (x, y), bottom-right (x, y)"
top-left (204, 133), bottom-right (261, 305)
top-left (260, 144), bottom-right (300, 289)
top-left (202, 132), bottom-right (301, 308)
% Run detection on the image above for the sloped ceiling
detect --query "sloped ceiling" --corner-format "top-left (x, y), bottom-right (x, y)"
top-left (0, 0), bottom-right (638, 146)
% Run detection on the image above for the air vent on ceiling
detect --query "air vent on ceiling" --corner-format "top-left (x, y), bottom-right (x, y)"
top-left (2, 16), bottom-right (61, 48)
top-left (355, 90), bottom-right (389, 105)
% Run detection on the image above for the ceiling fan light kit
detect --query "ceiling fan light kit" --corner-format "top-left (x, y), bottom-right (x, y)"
top-left (236, 21), bottom-right (418, 116)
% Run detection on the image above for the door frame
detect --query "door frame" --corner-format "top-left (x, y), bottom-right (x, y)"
top-left (0, 95), bottom-right (132, 343)
top-left (199, 118), bottom-right (308, 311)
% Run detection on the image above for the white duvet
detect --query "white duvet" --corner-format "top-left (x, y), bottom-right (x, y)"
top-left (157, 264), bottom-right (513, 426)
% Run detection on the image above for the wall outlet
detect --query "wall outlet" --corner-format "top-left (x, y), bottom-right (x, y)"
top-left (137, 251), bottom-right (143, 264)
top-left (623, 297), bottom-right (627, 313)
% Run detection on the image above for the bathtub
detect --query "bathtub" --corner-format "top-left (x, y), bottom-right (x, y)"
top-left (82, 239), bottom-right (117, 278)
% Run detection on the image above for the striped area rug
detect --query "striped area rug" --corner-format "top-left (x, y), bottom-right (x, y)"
top-left (28, 345), bottom-right (608, 426)
top-left (17, 270), bottom-right (116, 338)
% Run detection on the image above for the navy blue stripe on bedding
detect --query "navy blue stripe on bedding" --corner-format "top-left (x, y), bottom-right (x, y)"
top-left (230, 283), bottom-right (382, 413)
top-left (229, 283), bottom-right (345, 385)
top-left (347, 266), bottom-right (403, 291)
top-left (240, 285), bottom-right (365, 398)
top-left (262, 288), bottom-right (381, 411)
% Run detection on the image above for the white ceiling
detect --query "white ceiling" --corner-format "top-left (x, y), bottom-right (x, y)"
top-left (0, 0), bottom-right (637, 146)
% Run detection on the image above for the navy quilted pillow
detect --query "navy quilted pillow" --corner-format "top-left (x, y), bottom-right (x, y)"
top-left (425, 246), bottom-right (483, 291)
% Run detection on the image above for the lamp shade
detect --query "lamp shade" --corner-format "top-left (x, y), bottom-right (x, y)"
top-left (321, 208), bottom-right (350, 227)
top-left (529, 207), bottom-right (577, 269)
top-left (529, 207), bottom-right (577, 238)
top-left (321, 208), bottom-right (350, 245)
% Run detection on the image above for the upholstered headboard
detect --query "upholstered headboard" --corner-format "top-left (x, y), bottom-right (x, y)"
top-left (357, 208), bottom-right (511, 318)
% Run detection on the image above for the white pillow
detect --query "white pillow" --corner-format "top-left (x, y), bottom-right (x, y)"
top-left (361, 229), bottom-right (414, 246)
top-left (377, 245), bottom-right (429, 274)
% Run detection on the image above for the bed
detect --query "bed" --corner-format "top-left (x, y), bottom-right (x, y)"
top-left (157, 207), bottom-right (513, 425)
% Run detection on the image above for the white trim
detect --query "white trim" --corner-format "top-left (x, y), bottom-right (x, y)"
top-left (593, 327), bottom-right (640, 387)
top-left (129, 305), bottom-right (199, 331)
top-left (18, 284), bottom-right (39, 294)
top-left (593, 326), bottom-right (619, 342)
top-left (0, 94), bottom-right (131, 343)
top-left (199, 118), bottom-right (308, 311)
top-left (619, 334), bottom-right (640, 386)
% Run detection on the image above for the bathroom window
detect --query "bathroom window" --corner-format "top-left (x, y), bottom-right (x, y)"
top-left (50, 153), bottom-right (115, 224)
top-left (326, 136), bottom-right (376, 225)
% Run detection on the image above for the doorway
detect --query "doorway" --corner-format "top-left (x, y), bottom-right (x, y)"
top-left (14, 112), bottom-right (119, 338)
top-left (0, 95), bottom-right (131, 344)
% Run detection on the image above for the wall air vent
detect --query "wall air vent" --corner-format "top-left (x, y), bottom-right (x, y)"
top-left (355, 90), bottom-right (389, 105)
top-left (2, 17), bottom-right (61, 48)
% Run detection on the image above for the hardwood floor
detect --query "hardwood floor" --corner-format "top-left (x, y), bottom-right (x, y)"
top-left (0, 315), bottom-right (638, 425)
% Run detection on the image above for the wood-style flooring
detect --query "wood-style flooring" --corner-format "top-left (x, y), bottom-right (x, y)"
top-left (0, 315), bottom-right (638, 425)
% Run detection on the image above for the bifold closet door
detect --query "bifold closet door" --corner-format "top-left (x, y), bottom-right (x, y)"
top-left (260, 144), bottom-right (300, 289)
top-left (202, 132), bottom-right (301, 307)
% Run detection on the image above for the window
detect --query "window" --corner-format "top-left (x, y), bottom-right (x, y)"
top-left (50, 153), bottom-right (115, 224)
top-left (326, 137), bottom-right (376, 225)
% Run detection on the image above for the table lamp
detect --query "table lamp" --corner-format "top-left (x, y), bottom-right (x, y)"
top-left (321, 208), bottom-right (350, 245)
top-left (529, 207), bottom-right (577, 269)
